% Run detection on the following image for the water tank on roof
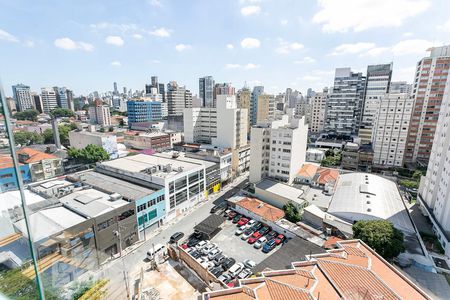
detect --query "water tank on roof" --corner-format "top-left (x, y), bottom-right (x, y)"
top-left (109, 193), bottom-right (122, 201)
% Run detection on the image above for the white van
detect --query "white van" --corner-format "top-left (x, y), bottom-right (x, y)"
top-left (228, 262), bottom-right (244, 277)
top-left (147, 243), bottom-right (165, 260)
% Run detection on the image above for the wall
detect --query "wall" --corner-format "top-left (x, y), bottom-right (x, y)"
top-left (135, 188), bottom-right (166, 232)
top-left (0, 165), bottom-right (31, 191)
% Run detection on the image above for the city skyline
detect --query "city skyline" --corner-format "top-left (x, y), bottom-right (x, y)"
top-left (1, 0), bottom-right (449, 96)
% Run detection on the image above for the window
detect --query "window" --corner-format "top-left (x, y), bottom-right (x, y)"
top-left (170, 195), bottom-right (175, 209)
top-left (118, 209), bottom-right (135, 221)
top-left (97, 218), bottom-right (114, 231)
top-left (148, 209), bottom-right (157, 220)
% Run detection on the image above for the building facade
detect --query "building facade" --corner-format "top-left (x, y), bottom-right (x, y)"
top-left (41, 87), bottom-right (58, 114)
top-left (89, 103), bottom-right (112, 126)
top-left (255, 94), bottom-right (275, 124)
top-left (69, 131), bottom-right (119, 159)
top-left (405, 45), bottom-right (450, 165)
top-left (167, 81), bottom-right (192, 116)
top-left (199, 76), bottom-right (215, 107)
top-left (250, 86), bottom-right (264, 125)
top-left (127, 100), bottom-right (162, 127)
top-left (12, 84), bottom-right (34, 111)
top-left (310, 88), bottom-right (328, 133)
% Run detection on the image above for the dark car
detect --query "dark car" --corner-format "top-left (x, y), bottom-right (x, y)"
top-left (266, 230), bottom-right (277, 240)
top-left (274, 234), bottom-right (286, 245)
top-left (222, 257), bottom-right (236, 270)
top-left (191, 250), bottom-right (202, 258)
top-left (187, 238), bottom-right (200, 247)
top-left (258, 226), bottom-right (270, 236)
top-left (213, 254), bottom-right (226, 266)
top-left (262, 239), bottom-right (276, 253)
top-left (211, 266), bottom-right (225, 277)
top-left (232, 214), bottom-right (242, 223)
top-left (228, 211), bottom-right (237, 220)
top-left (251, 222), bottom-right (263, 231)
top-left (169, 232), bottom-right (184, 243)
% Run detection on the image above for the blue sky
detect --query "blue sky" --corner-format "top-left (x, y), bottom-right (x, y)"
top-left (0, 0), bottom-right (449, 97)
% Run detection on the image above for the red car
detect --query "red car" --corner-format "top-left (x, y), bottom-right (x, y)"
top-left (247, 231), bottom-right (262, 244)
top-left (274, 234), bottom-right (286, 245)
top-left (237, 217), bottom-right (249, 226)
top-left (228, 211), bottom-right (237, 220)
top-left (180, 244), bottom-right (188, 249)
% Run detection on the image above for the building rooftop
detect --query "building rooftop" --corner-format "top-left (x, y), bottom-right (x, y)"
top-left (17, 148), bottom-right (58, 163)
top-left (203, 240), bottom-right (431, 300)
top-left (70, 171), bottom-right (158, 201)
top-left (297, 163), bottom-right (319, 178)
top-left (0, 155), bottom-right (21, 169)
top-left (255, 179), bottom-right (305, 205)
top-left (316, 167), bottom-right (339, 186)
top-left (327, 173), bottom-right (415, 233)
top-left (70, 130), bottom-right (116, 138)
top-left (154, 151), bottom-right (217, 169)
top-left (236, 197), bottom-right (285, 222)
top-left (59, 188), bottom-right (128, 218)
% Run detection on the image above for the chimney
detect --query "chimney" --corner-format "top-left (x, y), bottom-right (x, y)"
top-left (51, 117), bottom-right (62, 149)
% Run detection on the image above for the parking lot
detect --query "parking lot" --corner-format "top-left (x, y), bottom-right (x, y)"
top-left (211, 217), bottom-right (277, 264)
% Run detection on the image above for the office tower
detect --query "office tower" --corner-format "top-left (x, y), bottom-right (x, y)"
top-left (256, 94), bottom-right (275, 124)
top-left (404, 45), bottom-right (450, 165)
top-left (418, 74), bottom-right (450, 256)
top-left (250, 86), bottom-right (264, 125)
top-left (184, 95), bottom-right (248, 149)
top-left (372, 93), bottom-right (413, 166)
top-left (285, 88), bottom-right (293, 107)
top-left (12, 84), bottom-right (34, 111)
top-left (294, 97), bottom-right (311, 123)
top-left (214, 82), bottom-right (235, 101)
top-left (41, 87), bottom-right (58, 114)
top-left (325, 68), bottom-right (366, 136)
top-left (390, 81), bottom-right (412, 94)
top-left (359, 63), bottom-right (393, 144)
top-left (237, 87), bottom-right (252, 136)
top-left (167, 81), bottom-right (192, 116)
top-left (127, 100), bottom-right (162, 126)
top-left (151, 76), bottom-right (158, 88)
top-left (53, 86), bottom-right (69, 109)
top-left (249, 115), bottom-right (308, 184)
top-left (66, 89), bottom-right (74, 111)
top-left (5, 97), bottom-right (16, 113)
top-left (32, 94), bottom-right (43, 113)
top-left (199, 76), bottom-right (215, 107)
top-left (145, 84), bottom-right (152, 95)
top-left (310, 88), bottom-right (328, 133)
top-left (306, 88), bottom-right (315, 99)
top-left (89, 99), bottom-right (112, 126)
top-left (158, 83), bottom-right (165, 102)
top-left (113, 82), bottom-right (118, 95)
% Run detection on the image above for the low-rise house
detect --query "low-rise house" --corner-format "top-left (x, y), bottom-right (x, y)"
top-left (69, 130), bottom-right (119, 159)
top-left (295, 163), bottom-right (339, 195)
top-left (306, 148), bottom-right (326, 162)
top-left (0, 155), bottom-right (31, 191)
top-left (17, 148), bottom-right (64, 182)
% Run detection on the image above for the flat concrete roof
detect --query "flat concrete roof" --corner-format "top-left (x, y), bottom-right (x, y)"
top-left (154, 151), bottom-right (217, 169)
top-left (0, 190), bottom-right (47, 212)
top-left (256, 179), bottom-right (305, 204)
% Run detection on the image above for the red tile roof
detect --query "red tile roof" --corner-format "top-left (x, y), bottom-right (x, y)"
top-left (297, 164), bottom-right (319, 178)
top-left (17, 148), bottom-right (57, 163)
top-left (236, 197), bottom-right (285, 222)
top-left (316, 167), bottom-right (339, 186)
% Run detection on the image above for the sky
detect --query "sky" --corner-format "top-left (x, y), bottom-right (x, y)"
top-left (0, 0), bottom-right (449, 97)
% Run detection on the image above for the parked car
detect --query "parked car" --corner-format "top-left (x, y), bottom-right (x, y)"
top-left (232, 214), bottom-right (242, 224)
top-left (201, 261), bottom-right (215, 270)
top-left (241, 228), bottom-right (254, 240)
top-left (202, 243), bottom-right (217, 255)
top-left (229, 262), bottom-right (244, 277)
top-left (247, 219), bottom-right (256, 227)
top-left (235, 225), bottom-right (246, 236)
top-left (243, 259), bottom-right (256, 269)
top-left (208, 248), bottom-right (222, 260)
top-left (218, 274), bottom-right (233, 284)
top-left (237, 268), bottom-right (252, 279)
top-left (169, 232), bottom-right (185, 243)
top-left (262, 239), bottom-right (277, 253)
top-left (266, 230), bottom-right (277, 240)
top-left (237, 217), bottom-right (249, 226)
top-left (190, 250), bottom-right (202, 258)
top-left (274, 234), bottom-right (286, 245)
top-left (213, 254), bottom-right (226, 266)
top-left (195, 240), bottom-right (208, 251)
top-left (228, 211), bottom-right (237, 220)
top-left (180, 243), bottom-right (189, 249)
top-left (187, 238), bottom-right (200, 247)
top-left (222, 257), bottom-right (236, 270)
top-left (146, 244), bottom-right (165, 260)
top-left (251, 222), bottom-right (263, 231)
top-left (247, 232), bottom-right (262, 244)
top-left (258, 226), bottom-right (270, 236)
top-left (254, 236), bottom-right (267, 249)
top-left (210, 266), bottom-right (225, 277)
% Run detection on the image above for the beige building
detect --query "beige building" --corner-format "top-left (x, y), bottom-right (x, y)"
top-left (310, 88), bottom-right (328, 133)
top-left (255, 94), bottom-right (275, 124)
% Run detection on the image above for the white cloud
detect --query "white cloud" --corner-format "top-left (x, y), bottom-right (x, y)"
top-left (151, 59), bottom-right (161, 64)
top-left (149, 0), bottom-right (162, 7)
top-left (364, 46), bottom-right (390, 57)
top-left (437, 20), bottom-right (450, 31)
top-left (105, 35), bottom-right (124, 47)
top-left (294, 56), bottom-right (316, 64)
top-left (280, 19), bottom-right (288, 26)
top-left (403, 32), bottom-right (414, 37)
top-left (241, 5), bottom-right (261, 16)
top-left (276, 40), bottom-right (304, 54)
top-left (90, 22), bottom-right (140, 33)
top-left (241, 37), bottom-right (260, 49)
top-left (244, 63), bottom-right (260, 69)
top-left (330, 42), bottom-right (375, 55)
top-left (132, 33), bottom-right (143, 40)
top-left (54, 37), bottom-right (94, 51)
top-left (149, 27), bottom-right (171, 38)
top-left (313, 0), bottom-right (430, 33)
top-left (391, 39), bottom-right (436, 55)
top-left (226, 44), bottom-right (234, 49)
top-left (23, 40), bottom-right (35, 48)
top-left (225, 64), bottom-right (241, 69)
top-left (175, 44), bottom-right (191, 52)
top-left (0, 29), bottom-right (19, 42)
top-left (110, 61), bottom-right (122, 67)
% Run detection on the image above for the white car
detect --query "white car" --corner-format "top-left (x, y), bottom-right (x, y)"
top-left (208, 248), bottom-right (222, 260)
top-left (201, 261), bottom-right (215, 269)
top-left (253, 236), bottom-right (267, 249)
top-left (247, 219), bottom-right (256, 227)
top-left (243, 259), bottom-right (256, 269)
top-left (241, 229), bottom-right (254, 240)
top-left (237, 268), bottom-right (252, 279)
top-left (229, 262), bottom-right (244, 277)
top-left (202, 243), bottom-right (217, 255)
top-left (195, 240), bottom-right (208, 251)
top-left (235, 225), bottom-right (247, 236)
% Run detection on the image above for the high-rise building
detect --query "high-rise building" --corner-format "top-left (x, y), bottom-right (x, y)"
top-left (325, 68), bottom-right (366, 136)
top-left (255, 94), bottom-right (275, 124)
top-left (390, 81), bottom-right (412, 94)
top-left (5, 97), bottom-right (16, 113)
top-left (214, 82), bottom-right (235, 102)
top-left (285, 88), bottom-right (293, 108)
top-left (237, 87), bottom-right (252, 136)
top-left (250, 86), bottom-right (264, 125)
top-left (372, 93), bottom-right (413, 166)
top-left (184, 95), bottom-right (248, 149)
top-left (359, 63), bottom-right (393, 144)
top-left (294, 97), bottom-right (311, 124)
top-left (12, 84), bottom-right (34, 111)
top-left (41, 87), bottom-right (58, 114)
top-left (404, 45), bottom-right (450, 165)
top-left (418, 74), bottom-right (450, 256)
top-left (113, 82), bottom-right (118, 95)
top-left (310, 88), bottom-right (328, 133)
top-left (32, 93), bottom-right (43, 113)
top-left (66, 89), bottom-right (74, 111)
top-left (127, 100), bottom-right (162, 127)
top-left (249, 114), bottom-right (308, 184)
top-left (89, 100), bottom-right (112, 126)
top-left (167, 81), bottom-right (192, 116)
top-left (199, 76), bottom-right (215, 107)
top-left (53, 87), bottom-right (69, 109)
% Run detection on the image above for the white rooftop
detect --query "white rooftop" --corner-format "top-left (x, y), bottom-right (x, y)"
top-left (154, 151), bottom-right (217, 169)
top-left (327, 173), bottom-right (415, 233)
top-left (255, 179), bottom-right (305, 204)
top-left (0, 190), bottom-right (47, 212)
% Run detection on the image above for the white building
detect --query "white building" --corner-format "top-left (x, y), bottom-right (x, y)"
top-left (89, 105), bottom-right (111, 126)
top-left (418, 75), bottom-right (450, 257)
top-left (249, 115), bottom-right (308, 184)
top-left (306, 148), bottom-right (326, 162)
top-left (69, 131), bottom-right (118, 159)
top-left (12, 84), bottom-right (34, 111)
top-left (372, 93), bottom-right (413, 166)
top-left (41, 87), bottom-right (58, 114)
top-left (184, 95), bottom-right (248, 149)
top-left (310, 88), bottom-right (328, 133)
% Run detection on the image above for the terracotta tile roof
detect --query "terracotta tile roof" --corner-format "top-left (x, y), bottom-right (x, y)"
top-left (0, 155), bottom-right (18, 169)
top-left (264, 279), bottom-right (312, 300)
top-left (236, 197), bottom-right (285, 222)
top-left (17, 148), bottom-right (57, 163)
top-left (316, 167), bottom-right (339, 186)
top-left (297, 163), bottom-right (319, 178)
top-left (323, 236), bottom-right (343, 249)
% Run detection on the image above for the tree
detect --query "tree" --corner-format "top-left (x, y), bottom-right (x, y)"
top-left (14, 131), bottom-right (44, 146)
top-left (108, 126), bottom-right (114, 132)
top-left (42, 128), bottom-right (54, 144)
top-left (0, 268), bottom-right (58, 300)
top-left (68, 144), bottom-right (109, 164)
top-left (352, 220), bottom-right (405, 260)
top-left (119, 119), bottom-right (125, 127)
top-left (99, 127), bottom-right (105, 133)
top-left (50, 108), bottom-right (76, 118)
top-left (14, 109), bottom-right (39, 121)
top-left (283, 201), bottom-right (301, 223)
top-left (412, 170), bottom-right (424, 181)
